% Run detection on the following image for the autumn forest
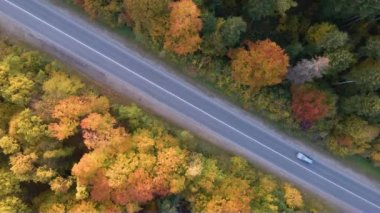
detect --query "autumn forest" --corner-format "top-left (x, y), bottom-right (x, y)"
top-left (0, 36), bottom-right (325, 211)
top-left (71, 0), bottom-right (380, 166)
top-left (0, 0), bottom-right (379, 212)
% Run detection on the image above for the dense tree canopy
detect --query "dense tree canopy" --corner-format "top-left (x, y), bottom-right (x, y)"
top-left (287, 57), bottom-right (329, 84)
top-left (220, 17), bottom-right (247, 48)
top-left (244, 0), bottom-right (297, 21)
top-left (320, 0), bottom-right (380, 19)
top-left (346, 60), bottom-right (380, 92)
top-left (291, 84), bottom-right (336, 127)
top-left (325, 48), bottom-right (357, 76)
top-left (201, 15), bottom-right (247, 56)
top-left (341, 94), bottom-right (380, 122)
top-left (164, 0), bottom-right (203, 55)
top-left (0, 37), bottom-right (319, 212)
top-left (229, 40), bottom-right (289, 91)
top-left (5, 0), bottom-right (380, 210)
top-left (42, 71), bottom-right (84, 99)
top-left (9, 109), bottom-right (48, 145)
top-left (123, 0), bottom-right (171, 41)
top-left (69, 0), bottom-right (380, 197)
top-left (306, 23), bottom-right (348, 51)
top-left (360, 36), bottom-right (380, 60)
top-left (327, 116), bottom-right (380, 156)
top-left (284, 183), bottom-right (303, 209)
top-left (75, 0), bottom-right (123, 27)
top-left (48, 95), bottom-right (110, 140)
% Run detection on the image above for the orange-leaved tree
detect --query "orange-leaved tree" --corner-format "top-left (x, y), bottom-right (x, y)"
top-left (72, 130), bottom-right (188, 209)
top-left (228, 39), bottom-right (289, 91)
top-left (80, 113), bottom-right (130, 150)
top-left (48, 95), bottom-right (109, 140)
top-left (164, 0), bottom-right (202, 55)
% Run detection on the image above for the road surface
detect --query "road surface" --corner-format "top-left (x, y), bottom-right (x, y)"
top-left (0, 0), bottom-right (380, 212)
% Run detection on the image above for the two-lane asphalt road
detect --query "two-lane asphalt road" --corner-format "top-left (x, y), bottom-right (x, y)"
top-left (1, 0), bottom-right (380, 211)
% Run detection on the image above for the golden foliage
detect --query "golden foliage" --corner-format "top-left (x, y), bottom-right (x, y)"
top-left (48, 95), bottom-right (109, 140)
top-left (284, 183), bottom-right (303, 209)
top-left (71, 150), bottom-right (108, 185)
top-left (203, 177), bottom-right (253, 213)
top-left (228, 40), bottom-right (289, 91)
top-left (69, 201), bottom-right (97, 213)
top-left (9, 152), bottom-right (38, 181)
top-left (80, 113), bottom-right (125, 150)
top-left (49, 176), bottom-right (73, 194)
top-left (164, 0), bottom-right (202, 55)
top-left (123, 0), bottom-right (171, 41)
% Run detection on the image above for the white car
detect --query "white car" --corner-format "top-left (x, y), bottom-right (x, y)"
top-left (296, 152), bottom-right (313, 164)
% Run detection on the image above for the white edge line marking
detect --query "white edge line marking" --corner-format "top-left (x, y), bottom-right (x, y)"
top-left (32, 0), bottom-right (186, 85)
top-left (32, 0), bottom-right (320, 151)
top-left (5, 0), bottom-right (380, 210)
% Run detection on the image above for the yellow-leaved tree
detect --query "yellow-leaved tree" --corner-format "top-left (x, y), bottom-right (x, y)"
top-left (123, 0), bottom-right (171, 41)
top-left (283, 183), bottom-right (303, 209)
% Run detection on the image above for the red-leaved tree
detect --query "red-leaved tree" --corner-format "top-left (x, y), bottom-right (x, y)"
top-left (291, 85), bottom-right (332, 129)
